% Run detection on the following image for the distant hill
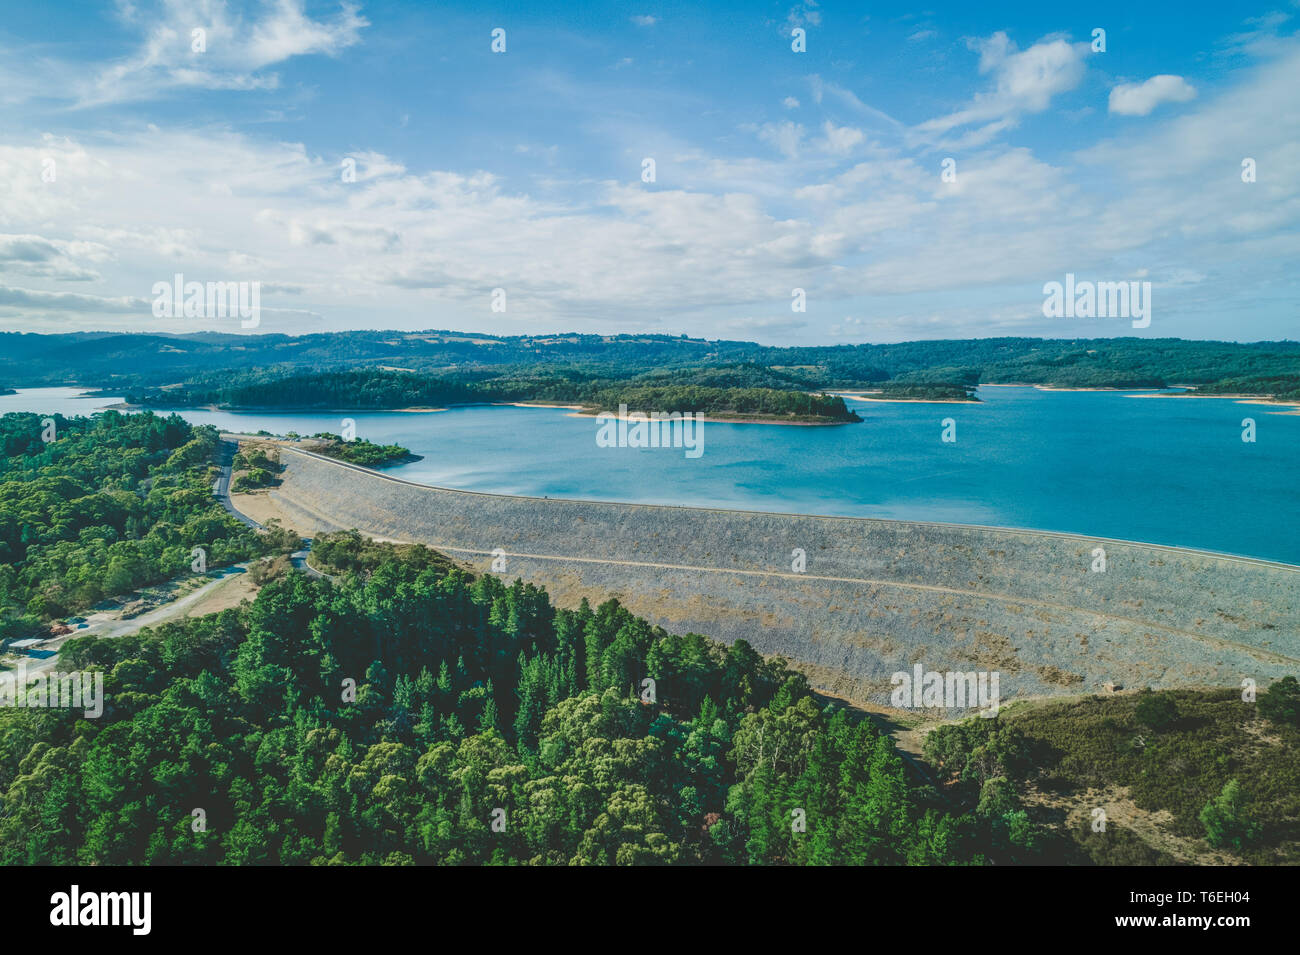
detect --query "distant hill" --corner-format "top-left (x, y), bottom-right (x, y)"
top-left (2, 330), bottom-right (1297, 401)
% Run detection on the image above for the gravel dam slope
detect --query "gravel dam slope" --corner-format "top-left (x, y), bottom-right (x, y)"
top-left (264, 446), bottom-right (1300, 708)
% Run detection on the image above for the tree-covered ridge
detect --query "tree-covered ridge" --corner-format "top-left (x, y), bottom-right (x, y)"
top-left (0, 531), bottom-right (1016, 866)
top-left (1195, 375), bottom-right (1300, 401)
top-left (84, 336), bottom-right (1300, 415)
top-left (4, 331), bottom-right (1298, 400)
top-left (126, 368), bottom-right (862, 423)
top-left (0, 411), bottom-right (292, 639)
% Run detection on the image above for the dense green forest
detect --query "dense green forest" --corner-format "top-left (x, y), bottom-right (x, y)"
top-left (0, 412), bottom-right (295, 639)
top-left (0, 532), bottom-right (1001, 865)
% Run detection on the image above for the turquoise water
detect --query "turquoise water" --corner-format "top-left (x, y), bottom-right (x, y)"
top-left (5, 386), bottom-right (1298, 564)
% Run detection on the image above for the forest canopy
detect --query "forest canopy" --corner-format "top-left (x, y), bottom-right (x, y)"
top-left (0, 411), bottom-right (293, 639)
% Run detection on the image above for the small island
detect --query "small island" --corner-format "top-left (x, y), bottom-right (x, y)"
top-left (309, 434), bottom-right (421, 468)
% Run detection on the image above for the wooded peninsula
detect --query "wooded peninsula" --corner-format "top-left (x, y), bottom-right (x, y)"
top-left (3, 332), bottom-right (1296, 422)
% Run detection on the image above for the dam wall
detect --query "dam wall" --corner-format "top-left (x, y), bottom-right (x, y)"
top-left (266, 447), bottom-right (1300, 707)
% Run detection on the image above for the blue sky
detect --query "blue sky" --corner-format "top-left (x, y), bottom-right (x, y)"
top-left (0, 0), bottom-right (1297, 343)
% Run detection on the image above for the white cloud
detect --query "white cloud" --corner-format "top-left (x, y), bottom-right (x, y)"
top-left (1108, 75), bottom-right (1198, 116)
top-left (816, 122), bottom-right (865, 155)
top-left (0, 285), bottom-right (147, 313)
top-left (631, 15), bottom-right (658, 27)
top-left (81, 0), bottom-right (368, 106)
top-left (724, 315), bottom-right (808, 336)
top-left (757, 121), bottom-right (804, 158)
top-left (785, 2), bottom-right (822, 30)
top-left (808, 76), bottom-right (903, 129)
top-left (783, 96), bottom-right (800, 109)
top-left (913, 32), bottom-right (1089, 145)
top-left (0, 234), bottom-right (106, 281)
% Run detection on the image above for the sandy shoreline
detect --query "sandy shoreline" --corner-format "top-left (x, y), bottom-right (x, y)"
top-left (1031, 385), bottom-right (1162, 393)
top-left (107, 401), bottom-right (451, 414)
top-left (837, 391), bottom-right (974, 405)
top-left (979, 384), bottom-right (1162, 393)
top-left (1126, 392), bottom-right (1300, 413)
top-left (218, 403), bottom-right (449, 414)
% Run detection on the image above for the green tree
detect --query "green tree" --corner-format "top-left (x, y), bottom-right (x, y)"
top-left (1199, 779), bottom-right (1258, 850)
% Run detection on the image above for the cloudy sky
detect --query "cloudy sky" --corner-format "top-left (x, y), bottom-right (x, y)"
top-left (1, 0), bottom-right (1297, 343)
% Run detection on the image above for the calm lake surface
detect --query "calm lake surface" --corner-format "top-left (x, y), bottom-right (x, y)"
top-left (6, 386), bottom-right (1298, 565)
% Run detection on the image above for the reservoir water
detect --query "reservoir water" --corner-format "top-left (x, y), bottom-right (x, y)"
top-left (5, 386), bottom-right (1298, 565)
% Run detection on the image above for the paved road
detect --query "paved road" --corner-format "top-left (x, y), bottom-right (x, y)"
top-left (215, 438), bottom-right (265, 531)
top-left (10, 564), bottom-right (251, 679)
top-left (215, 438), bottom-right (334, 581)
top-left (290, 542), bottom-right (335, 581)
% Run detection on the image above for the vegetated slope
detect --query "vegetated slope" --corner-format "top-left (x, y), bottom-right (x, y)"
top-left (925, 683), bottom-right (1300, 864)
top-left (0, 411), bottom-right (296, 640)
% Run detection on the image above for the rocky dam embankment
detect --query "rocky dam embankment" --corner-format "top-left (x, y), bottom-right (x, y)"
top-left (260, 446), bottom-right (1300, 709)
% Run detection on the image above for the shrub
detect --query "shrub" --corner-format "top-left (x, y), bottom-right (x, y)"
top-left (1258, 676), bottom-right (1300, 727)
top-left (1134, 689), bottom-right (1178, 730)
